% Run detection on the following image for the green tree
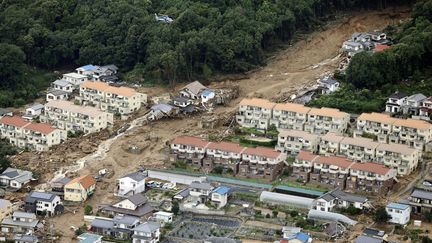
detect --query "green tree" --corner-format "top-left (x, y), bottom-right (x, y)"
top-left (172, 201), bottom-right (180, 215)
top-left (84, 205), bottom-right (93, 215)
top-left (374, 207), bottom-right (391, 223)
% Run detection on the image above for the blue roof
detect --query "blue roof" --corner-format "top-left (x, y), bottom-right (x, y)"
top-left (286, 232), bottom-right (310, 242)
top-left (387, 202), bottom-right (409, 210)
top-left (201, 89), bottom-right (214, 96)
top-left (213, 186), bottom-right (230, 195)
top-left (79, 64), bottom-right (97, 71)
top-left (78, 233), bottom-right (103, 243)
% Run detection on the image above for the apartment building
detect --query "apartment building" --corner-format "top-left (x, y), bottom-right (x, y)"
top-left (356, 112), bottom-right (432, 150)
top-left (293, 151), bottom-right (396, 194)
top-left (236, 98), bottom-right (350, 135)
top-left (170, 136), bottom-right (286, 180)
top-left (319, 133), bottom-right (418, 176)
top-left (42, 100), bottom-right (114, 134)
top-left (169, 136), bottom-right (210, 167)
top-left (375, 143), bottom-right (419, 176)
top-left (0, 116), bottom-right (66, 151)
top-left (276, 129), bottom-right (320, 155)
top-left (77, 81), bottom-right (147, 115)
top-left (239, 147), bottom-right (286, 180)
top-left (270, 103), bottom-right (310, 130)
top-left (236, 98), bottom-right (275, 130)
top-left (304, 107), bottom-right (350, 135)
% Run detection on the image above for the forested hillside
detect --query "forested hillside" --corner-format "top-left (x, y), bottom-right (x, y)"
top-left (0, 0), bottom-right (411, 107)
top-left (309, 0), bottom-right (432, 114)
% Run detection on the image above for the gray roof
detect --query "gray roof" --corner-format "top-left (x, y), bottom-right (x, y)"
top-left (320, 193), bottom-right (336, 202)
top-left (181, 81), bottom-right (207, 95)
top-left (389, 91), bottom-right (407, 99)
top-left (363, 228), bottom-right (385, 237)
top-left (47, 89), bottom-right (69, 96)
top-left (330, 189), bottom-right (368, 203)
top-left (407, 93), bottom-right (427, 102)
top-left (320, 76), bottom-right (338, 85)
top-left (134, 221), bottom-right (160, 233)
top-left (2, 212), bottom-right (38, 228)
top-left (0, 108), bottom-right (12, 116)
top-left (52, 176), bottom-right (71, 185)
top-left (356, 235), bottom-right (383, 243)
top-left (151, 103), bottom-right (174, 113)
top-left (13, 211), bottom-right (36, 219)
top-left (344, 41), bottom-right (363, 47)
top-left (121, 172), bottom-right (146, 182)
top-left (91, 218), bottom-right (114, 229)
top-left (0, 199), bottom-right (11, 209)
top-left (411, 189), bottom-right (432, 200)
top-left (13, 234), bottom-right (38, 243)
top-left (174, 188), bottom-right (190, 198)
top-left (25, 191), bottom-right (57, 203)
top-left (101, 64), bottom-right (118, 71)
top-left (190, 181), bottom-right (213, 190)
top-left (0, 167), bottom-right (33, 183)
top-left (53, 79), bottom-right (72, 87)
top-left (127, 193), bottom-right (147, 206)
top-left (28, 103), bottom-right (44, 110)
top-left (103, 203), bottom-right (154, 218)
top-left (113, 215), bottom-right (139, 225)
top-left (173, 96), bottom-right (190, 103)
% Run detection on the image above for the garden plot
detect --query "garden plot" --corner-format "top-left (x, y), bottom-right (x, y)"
top-left (170, 217), bottom-right (241, 240)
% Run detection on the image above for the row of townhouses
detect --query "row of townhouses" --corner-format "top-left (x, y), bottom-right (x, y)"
top-left (236, 98), bottom-right (350, 135)
top-left (41, 100), bottom-right (114, 134)
top-left (355, 112), bottom-right (432, 150)
top-left (0, 116), bottom-right (66, 151)
top-left (276, 130), bottom-right (419, 176)
top-left (292, 150), bottom-right (397, 194)
top-left (169, 136), bottom-right (286, 180)
top-left (385, 91), bottom-right (432, 118)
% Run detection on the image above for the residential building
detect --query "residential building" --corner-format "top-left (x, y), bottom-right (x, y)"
top-left (342, 41), bottom-right (364, 54)
top-left (0, 108), bottom-right (12, 117)
top-left (189, 181), bottom-right (214, 203)
top-left (270, 103), bottom-right (310, 130)
top-left (304, 107), bottom-right (349, 135)
top-left (276, 130), bottom-right (320, 155)
top-left (375, 143), bottom-right (419, 175)
top-left (402, 93), bottom-right (427, 115)
top-left (291, 151), bottom-right (319, 183)
top-left (42, 100), bottom-right (113, 134)
top-left (64, 174), bottom-right (96, 202)
top-left (152, 211), bottom-right (173, 224)
top-left (50, 177), bottom-right (71, 198)
top-left (24, 191), bottom-right (63, 216)
top-left (76, 64), bottom-right (118, 81)
top-left (77, 233), bottom-right (103, 243)
top-left (361, 228), bottom-right (387, 241)
top-left (338, 136), bottom-right (378, 162)
top-left (239, 147), bottom-right (286, 180)
top-left (319, 132), bottom-right (344, 155)
top-left (13, 234), bottom-right (39, 243)
top-left (409, 189), bottom-right (432, 213)
top-left (91, 215), bottom-right (140, 240)
top-left (211, 186), bottom-right (230, 208)
top-left (386, 202), bottom-right (411, 225)
top-left (385, 91), bottom-right (407, 113)
top-left (236, 98), bottom-right (275, 130)
top-left (169, 136), bottom-right (211, 167)
top-left (420, 96), bottom-right (432, 118)
top-left (283, 232), bottom-right (312, 243)
top-left (347, 162), bottom-right (396, 194)
top-left (62, 73), bottom-right (88, 87)
top-left (101, 194), bottom-right (154, 218)
top-left (355, 235), bottom-right (384, 243)
top-left (52, 80), bottom-right (74, 93)
top-left (23, 104), bottom-right (44, 120)
top-left (117, 172), bottom-right (146, 197)
top-left (318, 76), bottom-right (340, 94)
top-left (203, 141), bottom-right (245, 174)
top-left (311, 189), bottom-right (368, 212)
top-left (1, 211), bottom-right (41, 234)
top-left (355, 112), bottom-right (397, 142)
top-left (132, 221), bottom-right (161, 243)
top-left (0, 199), bottom-right (12, 222)
top-left (77, 81), bottom-right (147, 115)
top-left (309, 155), bottom-right (354, 189)
top-left (282, 227), bottom-right (302, 239)
top-left (201, 89), bottom-right (215, 103)
top-left (46, 89), bottom-right (69, 102)
top-left (179, 81), bottom-right (207, 100)
top-left (0, 168), bottom-right (33, 189)
top-left (171, 96), bottom-right (192, 108)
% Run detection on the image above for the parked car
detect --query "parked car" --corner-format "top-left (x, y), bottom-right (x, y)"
top-left (154, 182), bottom-right (162, 188)
top-left (162, 183), bottom-right (176, 190)
top-left (146, 181), bottom-right (156, 188)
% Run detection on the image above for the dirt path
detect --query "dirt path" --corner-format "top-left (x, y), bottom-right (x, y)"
top-left (48, 7), bottom-right (410, 242)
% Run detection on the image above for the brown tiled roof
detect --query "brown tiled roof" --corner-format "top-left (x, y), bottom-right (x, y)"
top-left (273, 103), bottom-right (311, 114)
top-left (207, 141), bottom-right (245, 153)
top-left (243, 147), bottom-right (281, 159)
top-left (376, 143), bottom-right (417, 155)
top-left (393, 118), bottom-right (432, 130)
top-left (316, 155), bottom-right (354, 169)
top-left (279, 129), bottom-right (319, 141)
top-left (24, 123), bottom-right (57, 135)
top-left (81, 81), bottom-right (137, 97)
top-left (308, 107), bottom-right (348, 119)
top-left (340, 137), bottom-right (379, 149)
top-left (296, 150), bottom-right (319, 161)
top-left (239, 98), bottom-right (275, 109)
top-left (350, 162), bottom-right (392, 175)
top-left (66, 174), bottom-right (96, 189)
top-left (0, 116), bottom-right (30, 128)
top-left (45, 100), bottom-right (105, 117)
top-left (357, 112), bottom-right (396, 124)
top-left (171, 136), bottom-right (210, 148)
top-left (321, 133), bottom-right (344, 143)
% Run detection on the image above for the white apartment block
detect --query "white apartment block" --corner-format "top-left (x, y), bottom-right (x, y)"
top-left (236, 98), bottom-right (349, 134)
top-left (0, 116), bottom-right (66, 151)
top-left (62, 73), bottom-right (88, 87)
top-left (356, 112), bottom-right (432, 150)
top-left (77, 81), bottom-right (147, 115)
top-left (276, 129), bottom-right (320, 155)
top-left (318, 132), bottom-right (419, 176)
top-left (41, 100), bottom-right (114, 134)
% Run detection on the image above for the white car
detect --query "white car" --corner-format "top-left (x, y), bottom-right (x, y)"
top-left (162, 183), bottom-right (176, 190)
